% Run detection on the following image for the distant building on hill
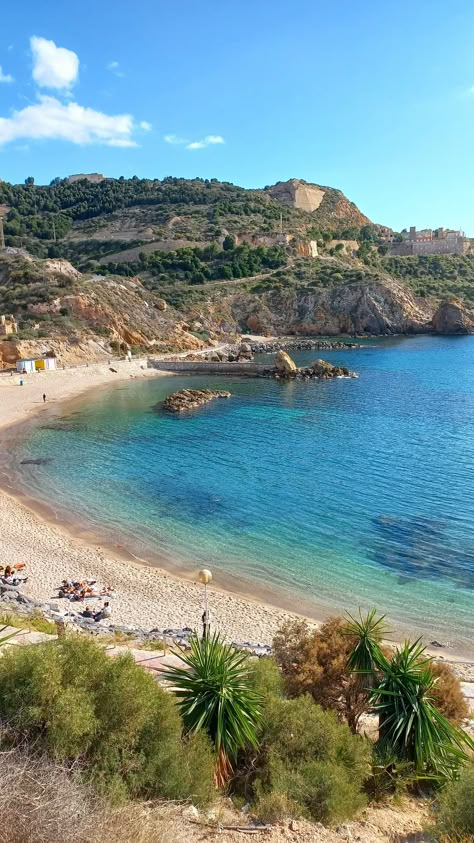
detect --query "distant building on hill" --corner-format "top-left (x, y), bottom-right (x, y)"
top-left (0, 314), bottom-right (17, 336)
top-left (390, 226), bottom-right (470, 256)
top-left (66, 173), bottom-right (106, 184)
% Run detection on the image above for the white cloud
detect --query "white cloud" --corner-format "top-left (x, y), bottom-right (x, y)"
top-left (164, 133), bottom-right (224, 149)
top-left (467, 86), bottom-right (474, 94)
top-left (107, 59), bottom-right (125, 78)
top-left (140, 120), bottom-right (152, 131)
top-left (164, 133), bottom-right (187, 144)
top-left (31, 36), bottom-right (79, 90)
top-left (0, 66), bottom-right (13, 83)
top-left (186, 135), bottom-right (225, 150)
top-left (0, 95), bottom-right (139, 147)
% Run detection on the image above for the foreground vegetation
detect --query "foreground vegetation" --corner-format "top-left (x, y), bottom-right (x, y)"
top-left (0, 611), bottom-right (471, 839)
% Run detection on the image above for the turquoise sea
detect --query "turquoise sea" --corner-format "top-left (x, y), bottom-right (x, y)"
top-left (6, 335), bottom-right (474, 651)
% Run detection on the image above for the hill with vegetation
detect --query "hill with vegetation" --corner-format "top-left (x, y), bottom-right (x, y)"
top-left (0, 175), bottom-right (373, 260)
top-left (0, 175), bottom-right (474, 361)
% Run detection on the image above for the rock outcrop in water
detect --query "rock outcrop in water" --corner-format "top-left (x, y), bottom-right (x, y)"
top-left (431, 299), bottom-right (474, 334)
top-left (163, 389), bottom-right (231, 413)
top-left (271, 352), bottom-right (356, 380)
top-left (274, 350), bottom-right (298, 375)
top-left (310, 359), bottom-right (355, 378)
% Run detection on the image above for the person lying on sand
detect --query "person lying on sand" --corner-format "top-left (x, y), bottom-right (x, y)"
top-left (3, 574), bottom-right (28, 586)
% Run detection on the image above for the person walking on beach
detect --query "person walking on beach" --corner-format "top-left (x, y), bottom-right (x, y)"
top-left (42, 393), bottom-right (46, 403)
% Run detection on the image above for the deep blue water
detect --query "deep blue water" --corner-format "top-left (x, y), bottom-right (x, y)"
top-left (9, 336), bottom-right (474, 650)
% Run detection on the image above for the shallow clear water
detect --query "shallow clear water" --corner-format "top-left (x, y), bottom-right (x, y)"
top-left (8, 336), bottom-right (474, 650)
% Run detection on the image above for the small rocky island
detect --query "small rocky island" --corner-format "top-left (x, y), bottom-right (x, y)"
top-left (163, 388), bottom-right (232, 413)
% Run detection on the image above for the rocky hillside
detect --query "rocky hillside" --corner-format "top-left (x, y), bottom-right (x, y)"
top-left (1, 244), bottom-right (474, 367)
top-left (264, 179), bottom-right (371, 227)
top-left (1, 174), bottom-right (474, 365)
top-left (0, 250), bottom-right (212, 367)
top-left (0, 176), bottom-right (374, 264)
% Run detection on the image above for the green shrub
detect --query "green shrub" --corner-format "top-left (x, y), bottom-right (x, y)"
top-left (0, 637), bottom-right (215, 805)
top-left (435, 767), bottom-right (474, 839)
top-left (252, 693), bottom-right (370, 825)
top-left (253, 789), bottom-right (301, 823)
top-left (250, 656), bottom-right (284, 700)
top-left (0, 610), bottom-right (56, 635)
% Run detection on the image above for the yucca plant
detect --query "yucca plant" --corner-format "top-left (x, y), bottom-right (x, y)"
top-left (163, 634), bottom-right (263, 787)
top-left (344, 609), bottom-right (389, 725)
top-left (345, 609), bottom-right (390, 677)
top-left (370, 640), bottom-right (473, 779)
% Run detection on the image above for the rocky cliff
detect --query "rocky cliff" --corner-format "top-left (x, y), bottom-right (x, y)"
top-left (224, 278), bottom-right (433, 336)
top-left (0, 251), bottom-right (210, 367)
top-left (431, 299), bottom-right (474, 334)
top-left (264, 179), bottom-right (371, 228)
top-left (1, 246), bottom-right (473, 369)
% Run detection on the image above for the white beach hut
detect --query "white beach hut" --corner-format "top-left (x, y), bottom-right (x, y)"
top-left (16, 357), bottom-right (57, 373)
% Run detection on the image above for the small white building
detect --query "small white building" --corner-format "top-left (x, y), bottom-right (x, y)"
top-left (16, 357), bottom-right (57, 374)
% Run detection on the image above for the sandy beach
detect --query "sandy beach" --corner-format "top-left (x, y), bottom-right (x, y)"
top-left (0, 358), bottom-right (473, 688)
top-left (0, 359), bottom-right (302, 644)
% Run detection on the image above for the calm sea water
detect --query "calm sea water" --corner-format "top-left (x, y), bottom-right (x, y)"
top-left (8, 336), bottom-right (474, 650)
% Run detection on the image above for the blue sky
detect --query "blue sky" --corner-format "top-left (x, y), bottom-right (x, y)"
top-left (1, 0), bottom-right (474, 233)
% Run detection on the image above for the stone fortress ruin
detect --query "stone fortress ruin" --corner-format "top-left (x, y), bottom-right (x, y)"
top-left (390, 226), bottom-right (470, 256)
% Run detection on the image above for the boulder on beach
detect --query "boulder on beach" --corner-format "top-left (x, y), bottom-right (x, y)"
top-left (274, 350), bottom-right (298, 374)
top-left (163, 388), bottom-right (231, 413)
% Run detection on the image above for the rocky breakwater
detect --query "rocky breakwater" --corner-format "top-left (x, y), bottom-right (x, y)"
top-left (183, 342), bottom-right (254, 363)
top-left (250, 339), bottom-right (361, 353)
top-left (163, 388), bottom-right (231, 412)
top-left (273, 350), bottom-right (357, 380)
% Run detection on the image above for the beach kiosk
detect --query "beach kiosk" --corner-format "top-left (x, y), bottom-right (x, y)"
top-left (16, 356), bottom-right (57, 374)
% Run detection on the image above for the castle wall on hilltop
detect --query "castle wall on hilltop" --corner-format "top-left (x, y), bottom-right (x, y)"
top-left (390, 238), bottom-right (470, 256)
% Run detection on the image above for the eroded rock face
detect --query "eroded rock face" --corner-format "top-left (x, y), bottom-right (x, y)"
top-left (274, 350), bottom-right (298, 374)
top-left (431, 300), bottom-right (474, 334)
top-left (163, 389), bottom-right (231, 413)
top-left (230, 278), bottom-right (433, 337)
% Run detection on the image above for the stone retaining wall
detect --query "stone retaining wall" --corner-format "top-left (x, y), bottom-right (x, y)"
top-left (148, 360), bottom-right (271, 376)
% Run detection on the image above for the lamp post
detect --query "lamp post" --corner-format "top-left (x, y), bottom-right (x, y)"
top-left (198, 569), bottom-right (212, 639)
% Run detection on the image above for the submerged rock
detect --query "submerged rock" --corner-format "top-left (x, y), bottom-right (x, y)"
top-left (163, 388), bottom-right (231, 413)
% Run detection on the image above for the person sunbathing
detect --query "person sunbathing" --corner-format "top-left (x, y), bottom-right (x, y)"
top-left (3, 574), bottom-right (28, 586)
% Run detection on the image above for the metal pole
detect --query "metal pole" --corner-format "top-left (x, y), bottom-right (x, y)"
top-left (203, 582), bottom-right (209, 639)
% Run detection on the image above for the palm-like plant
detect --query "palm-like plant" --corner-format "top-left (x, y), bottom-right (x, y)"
top-left (345, 612), bottom-right (473, 779)
top-left (163, 634), bottom-right (263, 786)
top-left (345, 609), bottom-right (389, 677)
top-left (370, 640), bottom-right (473, 778)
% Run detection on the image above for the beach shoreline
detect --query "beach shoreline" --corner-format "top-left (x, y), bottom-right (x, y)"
top-left (0, 358), bottom-right (473, 668)
top-left (0, 358), bottom-right (317, 646)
